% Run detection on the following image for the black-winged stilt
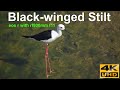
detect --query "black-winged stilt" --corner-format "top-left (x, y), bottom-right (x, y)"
top-left (22, 24), bottom-right (65, 78)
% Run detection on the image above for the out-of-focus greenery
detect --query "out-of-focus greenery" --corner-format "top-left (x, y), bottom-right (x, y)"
top-left (0, 11), bottom-right (120, 79)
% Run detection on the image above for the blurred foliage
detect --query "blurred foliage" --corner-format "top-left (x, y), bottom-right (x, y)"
top-left (0, 11), bottom-right (120, 79)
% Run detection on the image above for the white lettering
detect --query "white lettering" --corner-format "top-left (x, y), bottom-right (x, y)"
top-left (8, 12), bottom-right (16, 21)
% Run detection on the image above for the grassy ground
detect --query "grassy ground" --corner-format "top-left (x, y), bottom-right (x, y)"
top-left (0, 11), bottom-right (120, 79)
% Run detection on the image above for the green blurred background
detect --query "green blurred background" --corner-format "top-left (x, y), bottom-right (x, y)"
top-left (0, 11), bottom-right (120, 79)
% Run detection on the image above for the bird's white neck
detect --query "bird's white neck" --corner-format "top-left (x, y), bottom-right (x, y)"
top-left (56, 29), bottom-right (62, 37)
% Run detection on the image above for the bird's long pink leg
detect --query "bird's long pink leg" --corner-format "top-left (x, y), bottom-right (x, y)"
top-left (47, 50), bottom-right (53, 74)
top-left (46, 44), bottom-right (53, 75)
top-left (45, 43), bottom-right (53, 78)
top-left (45, 43), bottom-right (49, 79)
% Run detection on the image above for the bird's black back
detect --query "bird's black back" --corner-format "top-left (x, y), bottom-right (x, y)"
top-left (31, 30), bottom-right (52, 41)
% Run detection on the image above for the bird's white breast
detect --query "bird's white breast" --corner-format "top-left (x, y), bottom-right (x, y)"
top-left (51, 30), bottom-right (61, 39)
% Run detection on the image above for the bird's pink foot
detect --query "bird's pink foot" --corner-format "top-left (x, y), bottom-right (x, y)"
top-left (50, 70), bottom-right (55, 74)
top-left (46, 74), bottom-right (51, 79)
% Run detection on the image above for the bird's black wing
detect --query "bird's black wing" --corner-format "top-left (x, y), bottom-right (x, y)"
top-left (31, 30), bottom-right (52, 41)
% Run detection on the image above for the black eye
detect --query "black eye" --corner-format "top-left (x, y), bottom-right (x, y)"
top-left (60, 27), bottom-right (62, 28)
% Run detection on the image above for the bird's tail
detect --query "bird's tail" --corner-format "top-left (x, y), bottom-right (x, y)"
top-left (22, 35), bottom-right (32, 38)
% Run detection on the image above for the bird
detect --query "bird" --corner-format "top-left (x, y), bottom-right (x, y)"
top-left (22, 24), bottom-right (65, 78)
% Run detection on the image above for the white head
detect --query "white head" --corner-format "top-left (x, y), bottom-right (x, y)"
top-left (57, 24), bottom-right (65, 31)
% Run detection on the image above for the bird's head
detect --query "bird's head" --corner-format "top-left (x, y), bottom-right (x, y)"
top-left (57, 24), bottom-right (65, 31)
